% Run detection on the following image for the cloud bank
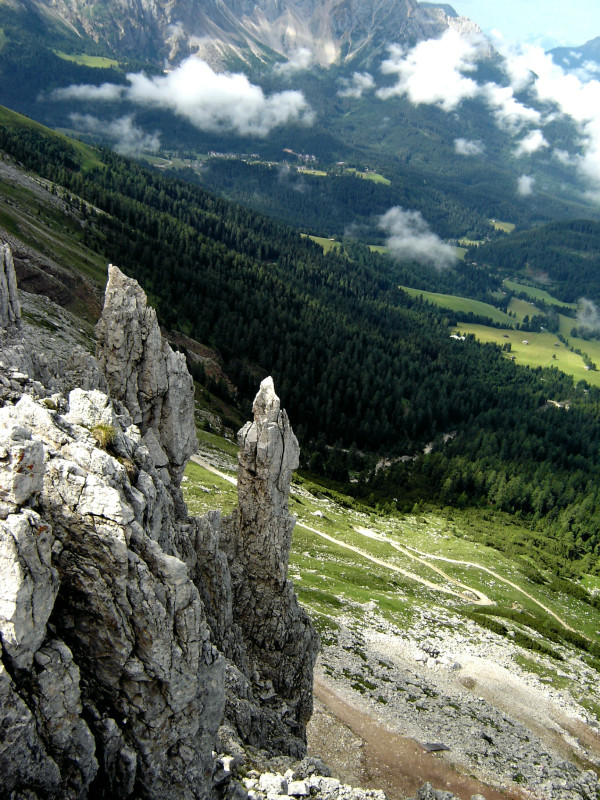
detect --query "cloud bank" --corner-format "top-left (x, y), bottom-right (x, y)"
top-left (377, 31), bottom-right (486, 111)
top-left (369, 29), bottom-right (600, 200)
top-left (379, 207), bottom-right (457, 270)
top-left (54, 57), bottom-right (313, 137)
top-left (70, 114), bottom-right (160, 155)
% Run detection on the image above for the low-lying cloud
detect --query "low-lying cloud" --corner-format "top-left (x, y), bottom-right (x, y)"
top-left (369, 29), bottom-right (600, 199)
top-left (454, 138), bottom-right (484, 156)
top-left (379, 207), bottom-right (457, 270)
top-left (577, 298), bottom-right (600, 332)
top-left (276, 47), bottom-right (313, 75)
top-left (339, 72), bottom-right (375, 98)
top-left (515, 129), bottom-right (549, 156)
top-left (377, 31), bottom-right (486, 111)
top-left (53, 57), bottom-right (313, 137)
top-left (70, 113), bottom-right (160, 155)
top-left (517, 175), bottom-right (535, 196)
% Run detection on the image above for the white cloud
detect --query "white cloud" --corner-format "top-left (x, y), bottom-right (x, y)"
top-left (577, 298), bottom-right (600, 332)
top-left (379, 207), bottom-right (457, 270)
top-left (70, 114), bottom-right (160, 155)
top-left (338, 72), bottom-right (375, 99)
top-left (53, 82), bottom-right (125, 102)
top-left (481, 82), bottom-right (541, 131)
top-left (276, 47), bottom-right (313, 75)
top-left (515, 129), bottom-right (549, 156)
top-left (517, 175), bottom-right (535, 196)
top-left (377, 30), bottom-right (487, 111)
top-left (454, 138), bottom-right (485, 156)
top-left (53, 57), bottom-right (313, 137)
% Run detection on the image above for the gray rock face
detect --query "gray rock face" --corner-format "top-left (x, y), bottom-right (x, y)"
top-left (0, 263), bottom-right (318, 798)
top-left (0, 243), bottom-right (21, 331)
top-left (96, 264), bottom-right (197, 492)
top-left (45, 0), bottom-right (463, 66)
top-left (222, 378), bottom-right (319, 755)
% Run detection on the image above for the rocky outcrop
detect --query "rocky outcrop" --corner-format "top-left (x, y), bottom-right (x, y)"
top-left (96, 264), bottom-right (196, 494)
top-left (45, 0), bottom-right (470, 67)
top-left (223, 378), bottom-right (318, 753)
top-left (0, 259), bottom-right (318, 799)
top-left (0, 242), bottom-right (20, 331)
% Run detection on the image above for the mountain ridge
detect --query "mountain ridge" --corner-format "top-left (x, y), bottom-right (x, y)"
top-left (24, 0), bottom-right (479, 67)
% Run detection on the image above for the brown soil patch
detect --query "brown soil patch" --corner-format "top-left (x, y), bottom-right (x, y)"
top-left (310, 677), bottom-right (528, 800)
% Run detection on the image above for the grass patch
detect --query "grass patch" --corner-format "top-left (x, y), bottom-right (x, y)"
top-left (489, 220), bottom-right (515, 233)
top-left (345, 167), bottom-right (391, 185)
top-left (54, 51), bottom-right (120, 68)
top-left (503, 279), bottom-right (577, 311)
top-left (304, 234), bottom-right (343, 254)
top-left (452, 323), bottom-right (600, 386)
top-left (297, 167), bottom-right (328, 177)
top-left (182, 460), bottom-right (237, 515)
top-left (401, 286), bottom-right (513, 326)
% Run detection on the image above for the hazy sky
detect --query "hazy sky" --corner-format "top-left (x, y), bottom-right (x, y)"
top-left (450, 0), bottom-right (600, 49)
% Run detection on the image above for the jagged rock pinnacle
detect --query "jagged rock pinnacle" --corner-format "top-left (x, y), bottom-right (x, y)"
top-left (95, 264), bottom-right (197, 490)
top-left (0, 243), bottom-right (21, 331)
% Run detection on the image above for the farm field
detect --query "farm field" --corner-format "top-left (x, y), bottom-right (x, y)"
top-left (503, 279), bottom-right (577, 311)
top-left (451, 323), bottom-right (600, 386)
top-left (401, 286), bottom-right (513, 326)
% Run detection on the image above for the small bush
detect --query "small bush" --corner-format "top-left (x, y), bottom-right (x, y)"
top-left (91, 423), bottom-right (116, 450)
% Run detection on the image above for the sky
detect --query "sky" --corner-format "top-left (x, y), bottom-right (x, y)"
top-left (450, 0), bottom-right (600, 49)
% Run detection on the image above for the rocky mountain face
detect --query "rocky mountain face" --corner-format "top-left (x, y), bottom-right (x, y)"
top-left (0, 249), bottom-right (319, 799)
top-left (38, 0), bottom-right (472, 66)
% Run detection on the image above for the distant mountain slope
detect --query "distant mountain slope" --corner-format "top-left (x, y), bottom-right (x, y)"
top-left (24, 0), bottom-right (475, 66)
top-left (548, 36), bottom-right (600, 72)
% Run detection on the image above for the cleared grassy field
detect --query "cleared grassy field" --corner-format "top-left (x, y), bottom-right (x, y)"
top-left (304, 234), bottom-right (342, 254)
top-left (504, 279), bottom-right (577, 311)
top-left (345, 167), bottom-right (391, 185)
top-left (452, 323), bottom-right (600, 386)
top-left (489, 219), bottom-right (515, 233)
top-left (54, 51), bottom-right (120, 68)
top-left (508, 296), bottom-right (541, 321)
top-left (401, 286), bottom-right (514, 326)
top-left (297, 167), bottom-right (328, 177)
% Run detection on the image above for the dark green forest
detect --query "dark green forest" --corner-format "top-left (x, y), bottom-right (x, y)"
top-left (1, 114), bottom-right (600, 575)
top-left (473, 219), bottom-right (600, 304)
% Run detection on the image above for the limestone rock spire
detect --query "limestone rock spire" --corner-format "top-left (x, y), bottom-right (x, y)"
top-left (0, 243), bottom-right (21, 331)
top-left (95, 264), bottom-right (197, 490)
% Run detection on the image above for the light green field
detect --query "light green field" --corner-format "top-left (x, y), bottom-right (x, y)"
top-left (297, 167), bottom-right (328, 177)
top-left (367, 244), bottom-right (389, 254)
top-left (401, 286), bottom-right (514, 326)
top-left (452, 323), bottom-right (600, 386)
top-left (345, 168), bottom-right (391, 185)
top-left (489, 219), bottom-right (515, 233)
top-left (508, 296), bottom-right (541, 321)
top-left (504, 279), bottom-right (577, 311)
top-left (54, 51), bottom-right (120, 68)
top-left (303, 234), bottom-right (342, 254)
top-left (459, 238), bottom-right (484, 247)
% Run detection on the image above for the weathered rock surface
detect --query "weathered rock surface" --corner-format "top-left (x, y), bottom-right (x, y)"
top-left (0, 258), bottom-right (319, 799)
top-left (96, 263), bottom-right (196, 492)
top-left (0, 242), bottom-right (21, 331)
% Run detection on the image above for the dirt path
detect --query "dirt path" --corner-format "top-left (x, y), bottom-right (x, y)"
top-left (310, 677), bottom-right (527, 800)
top-left (190, 455), bottom-right (573, 627)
